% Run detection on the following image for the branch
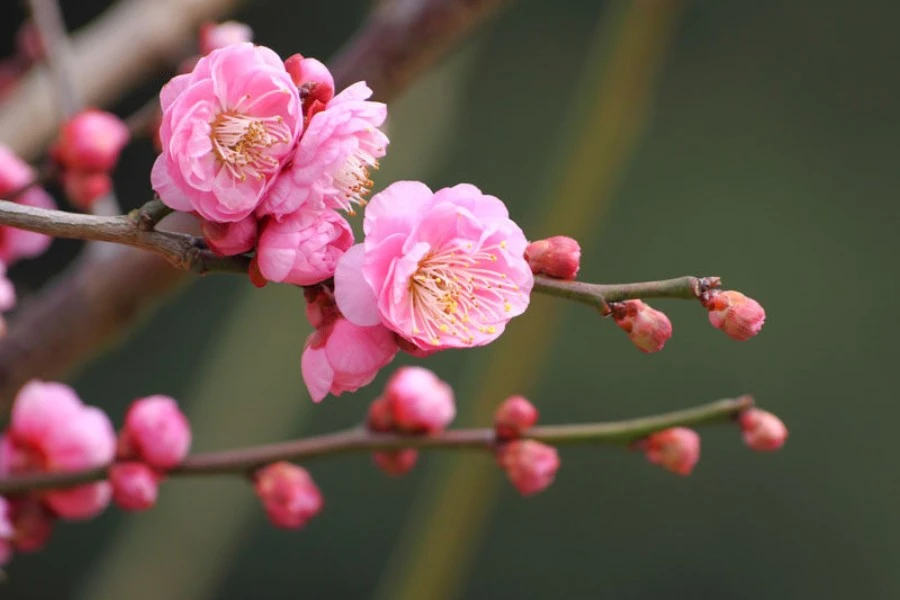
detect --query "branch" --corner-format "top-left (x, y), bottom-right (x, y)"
top-left (533, 274), bottom-right (721, 310)
top-left (0, 0), bottom-right (516, 407)
top-left (26, 0), bottom-right (81, 117)
top-left (0, 395), bottom-right (753, 494)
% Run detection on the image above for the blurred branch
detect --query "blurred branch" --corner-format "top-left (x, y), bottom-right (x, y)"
top-left (0, 395), bottom-right (753, 494)
top-left (0, 0), bottom-right (517, 408)
top-left (26, 0), bottom-right (81, 117)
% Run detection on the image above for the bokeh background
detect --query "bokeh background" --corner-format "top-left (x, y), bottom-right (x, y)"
top-left (2, 0), bottom-right (898, 598)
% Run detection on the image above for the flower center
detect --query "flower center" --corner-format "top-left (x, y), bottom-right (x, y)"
top-left (408, 241), bottom-right (523, 346)
top-left (332, 151), bottom-right (378, 214)
top-left (210, 112), bottom-right (291, 181)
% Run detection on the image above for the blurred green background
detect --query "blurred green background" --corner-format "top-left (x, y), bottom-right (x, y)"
top-left (2, 0), bottom-right (898, 598)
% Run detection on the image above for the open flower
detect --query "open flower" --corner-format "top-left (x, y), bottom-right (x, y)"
top-left (334, 181), bottom-right (533, 351)
top-left (261, 82), bottom-right (387, 218)
top-left (256, 209), bottom-right (353, 285)
top-left (152, 43), bottom-right (302, 223)
top-left (0, 145), bottom-right (55, 264)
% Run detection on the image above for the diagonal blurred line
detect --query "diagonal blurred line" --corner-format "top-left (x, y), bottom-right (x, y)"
top-left (374, 3), bottom-right (684, 600)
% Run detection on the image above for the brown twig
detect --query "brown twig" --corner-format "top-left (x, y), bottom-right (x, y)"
top-left (0, 395), bottom-right (753, 494)
top-left (0, 0), bottom-right (519, 408)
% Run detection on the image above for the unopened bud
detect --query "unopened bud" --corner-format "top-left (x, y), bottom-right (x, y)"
top-left (110, 462), bottom-right (160, 512)
top-left (385, 367), bottom-right (455, 433)
top-left (494, 395), bottom-right (539, 440)
top-left (201, 216), bottom-right (257, 256)
top-left (739, 408), bottom-right (788, 451)
top-left (640, 427), bottom-right (700, 476)
top-left (373, 449), bottom-right (418, 477)
top-left (524, 236), bottom-right (581, 280)
top-left (611, 300), bottom-right (673, 353)
top-left (254, 462), bottom-right (323, 529)
top-left (53, 109), bottom-right (130, 172)
top-left (497, 440), bottom-right (560, 496)
top-left (199, 21), bottom-right (253, 55)
top-left (284, 54), bottom-right (335, 107)
top-left (62, 170), bottom-right (112, 211)
top-left (367, 396), bottom-right (394, 432)
top-left (121, 396), bottom-right (191, 470)
top-left (8, 498), bottom-right (54, 553)
top-left (703, 290), bottom-right (766, 341)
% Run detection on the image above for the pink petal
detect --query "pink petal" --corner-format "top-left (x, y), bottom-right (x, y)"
top-left (301, 344), bottom-right (333, 403)
top-left (334, 244), bottom-right (381, 327)
top-left (362, 181), bottom-right (434, 245)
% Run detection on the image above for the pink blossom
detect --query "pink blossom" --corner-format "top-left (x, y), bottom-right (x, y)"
top-left (152, 43), bottom-right (302, 223)
top-left (524, 236), bottom-right (581, 280)
top-left (0, 145), bottom-right (55, 264)
top-left (384, 366), bottom-right (455, 433)
top-left (7, 498), bottom-right (54, 553)
top-left (704, 290), bottom-right (766, 341)
top-left (120, 395), bottom-right (192, 470)
top-left (62, 170), bottom-right (112, 210)
top-left (301, 316), bottom-right (398, 403)
top-left (367, 396), bottom-right (394, 432)
top-left (335, 181), bottom-right (533, 351)
top-left (256, 209), bottom-right (353, 285)
top-left (261, 82), bottom-right (387, 217)
top-left (373, 449), bottom-right (418, 477)
top-left (52, 109), bottom-right (130, 172)
top-left (0, 497), bottom-right (13, 566)
top-left (110, 462), bottom-right (160, 512)
top-left (0, 262), bottom-right (17, 337)
top-left (497, 440), bottom-right (560, 496)
top-left (641, 427), bottom-right (700, 476)
top-left (201, 215), bottom-right (258, 256)
top-left (199, 21), bottom-right (253, 56)
top-left (1, 380), bottom-right (116, 520)
top-left (611, 300), bottom-right (673, 353)
top-left (254, 462), bottom-right (323, 529)
top-left (739, 408), bottom-right (788, 451)
top-left (284, 55), bottom-right (335, 118)
top-left (494, 395), bottom-right (539, 440)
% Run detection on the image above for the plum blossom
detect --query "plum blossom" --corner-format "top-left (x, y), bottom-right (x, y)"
top-left (119, 395), bottom-right (192, 470)
top-left (640, 427), bottom-right (700, 476)
top-left (611, 300), bottom-right (673, 353)
top-left (703, 290), bottom-right (766, 341)
top-left (152, 43), bottom-right (302, 222)
top-left (199, 21), bottom-right (253, 56)
top-left (494, 395), bottom-right (539, 440)
top-left (0, 145), bottom-right (55, 264)
top-left (383, 366), bottom-right (455, 433)
top-left (256, 209), bottom-right (353, 285)
top-left (497, 440), bottom-right (560, 496)
top-left (0, 381), bottom-right (115, 520)
top-left (261, 82), bottom-right (387, 218)
top-left (739, 408), bottom-right (788, 451)
top-left (334, 181), bottom-right (533, 351)
top-left (52, 109), bottom-right (129, 173)
top-left (254, 462), bottom-right (323, 529)
top-left (201, 215), bottom-right (258, 256)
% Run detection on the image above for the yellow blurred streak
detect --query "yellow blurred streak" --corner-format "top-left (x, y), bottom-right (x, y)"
top-left (375, 3), bottom-right (684, 599)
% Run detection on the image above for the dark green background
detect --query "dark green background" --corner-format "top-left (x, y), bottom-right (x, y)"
top-left (1, 1), bottom-right (897, 598)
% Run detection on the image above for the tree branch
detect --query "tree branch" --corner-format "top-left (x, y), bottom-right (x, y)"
top-left (26, 0), bottom-right (81, 117)
top-left (0, 395), bottom-right (753, 494)
top-left (533, 275), bottom-right (721, 311)
top-left (0, 0), bottom-right (518, 408)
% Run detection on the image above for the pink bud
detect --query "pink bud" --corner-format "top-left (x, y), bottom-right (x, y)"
top-left (611, 300), bottom-right (673, 353)
top-left (110, 462), bottom-right (160, 512)
top-left (201, 216), bottom-right (258, 256)
top-left (8, 498), bottom-right (54, 553)
top-left (53, 109), bottom-right (130, 172)
top-left (199, 21), bottom-right (253, 55)
top-left (703, 290), bottom-right (766, 341)
top-left (494, 395), bottom-right (539, 440)
top-left (524, 236), bottom-right (581, 280)
top-left (739, 408), bottom-right (788, 451)
top-left (254, 462), bottom-right (323, 529)
top-left (385, 367), bottom-right (455, 433)
top-left (122, 396), bottom-right (191, 470)
top-left (641, 427), bottom-right (700, 476)
top-left (367, 396), bottom-right (394, 432)
top-left (497, 440), bottom-right (560, 496)
top-left (62, 170), bottom-right (112, 210)
top-left (373, 449), bottom-right (418, 477)
top-left (44, 481), bottom-right (112, 521)
top-left (284, 54), bottom-right (335, 106)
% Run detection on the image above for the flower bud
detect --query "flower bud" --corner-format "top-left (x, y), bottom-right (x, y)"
top-left (110, 462), bottom-right (160, 512)
top-left (53, 109), bottom-right (130, 172)
top-left (121, 396), bottom-right (191, 470)
top-left (385, 367), bottom-right (455, 433)
top-left (254, 462), bottom-right (323, 529)
top-left (44, 481), bottom-right (111, 521)
top-left (641, 427), bottom-right (700, 476)
top-left (611, 300), bottom-right (673, 353)
top-left (284, 54), bottom-right (335, 106)
top-left (199, 21), bottom-right (253, 55)
top-left (201, 216), bottom-right (257, 257)
top-left (373, 449), bottom-right (418, 477)
top-left (494, 395), bottom-right (539, 440)
top-left (8, 498), bottom-right (54, 553)
top-left (703, 290), bottom-right (766, 341)
top-left (367, 396), bottom-right (394, 432)
top-left (62, 170), bottom-right (112, 211)
top-left (497, 440), bottom-right (560, 496)
top-left (739, 408), bottom-right (788, 451)
top-left (524, 236), bottom-right (581, 280)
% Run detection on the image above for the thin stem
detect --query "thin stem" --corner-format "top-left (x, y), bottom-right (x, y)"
top-left (533, 274), bottom-right (721, 310)
top-left (0, 396), bottom-right (752, 494)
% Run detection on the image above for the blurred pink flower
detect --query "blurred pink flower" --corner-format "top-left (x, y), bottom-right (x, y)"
top-left (497, 440), bottom-right (560, 496)
top-left (373, 449), bottom-right (418, 477)
top-left (261, 82), bottom-right (387, 217)
top-left (494, 395), bottom-right (539, 440)
top-left (384, 366), bottom-right (455, 433)
top-left (334, 181), bottom-right (533, 351)
top-left (52, 109), bottom-right (129, 173)
top-left (152, 43), bottom-right (302, 223)
top-left (1, 380), bottom-right (115, 520)
top-left (256, 209), bottom-right (353, 285)
top-left (119, 395), bottom-right (191, 470)
top-left (110, 462), bottom-right (160, 512)
top-left (0, 145), bottom-right (55, 264)
top-left (199, 21), bottom-right (253, 56)
top-left (254, 462), bottom-right (323, 529)
top-left (0, 497), bottom-right (13, 566)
